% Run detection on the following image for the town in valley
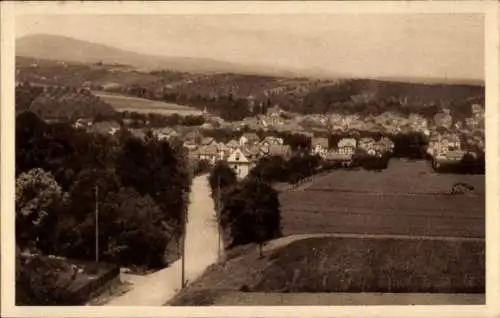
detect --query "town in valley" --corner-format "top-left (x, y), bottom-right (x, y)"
top-left (13, 13), bottom-right (486, 307)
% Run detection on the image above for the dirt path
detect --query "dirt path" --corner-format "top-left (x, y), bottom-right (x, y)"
top-left (263, 232), bottom-right (484, 253)
top-left (103, 174), bottom-right (221, 306)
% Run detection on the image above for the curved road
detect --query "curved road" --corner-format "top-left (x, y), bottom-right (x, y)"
top-left (105, 174), bottom-right (221, 306)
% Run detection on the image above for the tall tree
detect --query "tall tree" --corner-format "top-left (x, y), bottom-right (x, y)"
top-left (208, 161), bottom-right (238, 196)
top-left (103, 188), bottom-right (170, 268)
top-left (115, 134), bottom-right (190, 233)
top-left (15, 168), bottom-right (66, 249)
top-left (220, 178), bottom-right (282, 254)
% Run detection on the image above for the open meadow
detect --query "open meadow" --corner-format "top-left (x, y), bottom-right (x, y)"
top-left (93, 91), bottom-right (203, 116)
top-left (279, 159), bottom-right (485, 238)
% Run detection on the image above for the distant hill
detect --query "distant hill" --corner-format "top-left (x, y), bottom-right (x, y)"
top-left (16, 34), bottom-right (484, 85)
top-left (16, 34), bottom-right (301, 77)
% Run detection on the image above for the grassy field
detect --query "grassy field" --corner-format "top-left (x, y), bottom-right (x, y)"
top-left (93, 91), bottom-right (203, 116)
top-left (167, 236), bottom-right (484, 306)
top-left (279, 159), bottom-right (485, 238)
top-left (167, 159), bottom-right (485, 306)
top-left (213, 292), bottom-right (485, 306)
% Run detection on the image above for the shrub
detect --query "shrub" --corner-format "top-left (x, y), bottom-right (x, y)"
top-left (16, 254), bottom-right (84, 305)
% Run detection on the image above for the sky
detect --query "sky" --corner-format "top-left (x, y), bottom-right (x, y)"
top-left (16, 14), bottom-right (484, 80)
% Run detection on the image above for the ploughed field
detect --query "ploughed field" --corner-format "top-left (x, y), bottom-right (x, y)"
top-left (279, 159), bottom-right (485, 238)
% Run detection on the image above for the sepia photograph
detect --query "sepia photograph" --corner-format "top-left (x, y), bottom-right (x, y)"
top-left (1, 1), bottom-right (499, 317)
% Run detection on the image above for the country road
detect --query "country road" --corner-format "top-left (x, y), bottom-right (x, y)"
top-left (103, 174), bottom-right (221, 306)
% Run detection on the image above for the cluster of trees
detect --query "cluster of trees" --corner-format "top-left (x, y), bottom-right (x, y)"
top-left (301, 79), bottom-right (485, 121)
top-left (249, 153), bottom-right (322, 184)
top-left (120, 78), bottom-right (484, 123)
top-left (208, 162), bottom-right (282, 256)
top-left (16, 111), bottom-right (191, 270)
top-left (119, 111), bottom-right (206, 128)
top-left (15, 83), bottom-right (116, 121)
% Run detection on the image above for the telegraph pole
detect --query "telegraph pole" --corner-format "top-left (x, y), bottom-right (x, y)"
top-left (181, 190), bottom-right (188, 288)
top-left (95, 185), bottom-right (99, 265)
top-left (217, 175), bottom-right (222, 262)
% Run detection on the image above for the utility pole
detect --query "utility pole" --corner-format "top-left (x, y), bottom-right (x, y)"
top-left (217, 175), bottom-right (222, 262)
top-left (181, 191), bottom-right (187, 288)
top-left (95, 185), bottom-right (99, 265)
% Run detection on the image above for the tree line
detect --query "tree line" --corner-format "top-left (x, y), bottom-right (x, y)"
top-left (16, 82), bottom-right (117, 121)
top-left (16, 111), bottom-right (191, 269)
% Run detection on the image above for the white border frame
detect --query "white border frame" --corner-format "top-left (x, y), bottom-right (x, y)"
top-left (1, 1), bottom-right (499, 318)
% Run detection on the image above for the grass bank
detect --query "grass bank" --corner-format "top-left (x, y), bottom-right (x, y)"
top-left (167, 235), bottom-right (484, 306)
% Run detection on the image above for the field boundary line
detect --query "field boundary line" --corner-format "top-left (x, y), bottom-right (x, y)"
top-left (263, 232), bottom-right (485, 252)
top-left (302, 188), bottom-right (483, 197)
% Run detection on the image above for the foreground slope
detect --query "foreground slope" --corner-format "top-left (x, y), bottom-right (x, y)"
top-left (167, 235), bottom-right (484, 306)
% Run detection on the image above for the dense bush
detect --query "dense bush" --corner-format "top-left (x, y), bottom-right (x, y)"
top-left (220, 178), bottom-right (282, 254)
top-left (16, 254), bottom-right (85, 306)
top-left (351, 149), bottom-right (392, 171)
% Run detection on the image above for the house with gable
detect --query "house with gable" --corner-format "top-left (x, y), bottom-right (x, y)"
top-left (198, 144), bottom-right (219, 164)
top-left (337, 138), bottom-right (357, 156)
top-left (311, 137), bottom-right (329, 158)
top-left (227, 148), bottom-right (254, 179)
top-left (259, 136), bottom-right (284, 155)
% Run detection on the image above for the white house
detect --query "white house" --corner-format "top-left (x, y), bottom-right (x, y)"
top-left (227, 148), bottom-right (254, 179)
top-left (311, 137), bottom-right (329, 158)
top-left (337, 138), bottom-right (357, 155)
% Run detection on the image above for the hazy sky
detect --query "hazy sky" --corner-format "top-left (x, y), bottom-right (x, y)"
top-left (16, 14), bottom-right (484, 80)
